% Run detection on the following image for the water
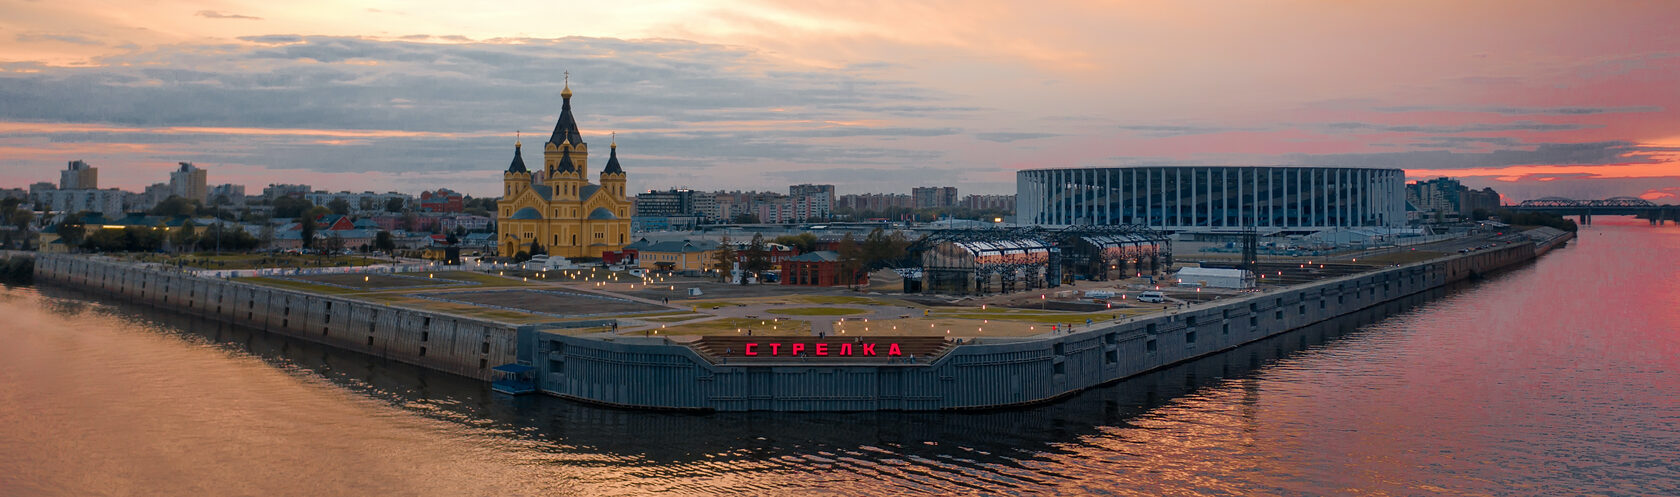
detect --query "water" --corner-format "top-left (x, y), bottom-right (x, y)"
top-left (2, 218), bottom-right (1676, 496)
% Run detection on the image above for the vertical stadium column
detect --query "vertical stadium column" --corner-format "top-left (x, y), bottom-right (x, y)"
top-left (1176, 168), bottom-right (1184, 229)
top-left (1344, 168), bottom-right (1357, 226)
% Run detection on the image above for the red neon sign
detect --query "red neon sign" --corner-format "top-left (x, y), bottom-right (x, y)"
top-left (741, 342), bottom-right (904, 357)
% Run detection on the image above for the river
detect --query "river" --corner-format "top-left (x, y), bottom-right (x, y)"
top-left (1, 218), bottom-right (1676, 496)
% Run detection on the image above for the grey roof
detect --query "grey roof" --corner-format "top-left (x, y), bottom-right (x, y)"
top-left (624, 239), bottom-right (720, 253)
top-left (547, 93), bottom-right (583, 147)
top-left (506, 143), bottom-right (529, 174)
top-left (532, 184), bottom-right (553, 201)
top-left (579, 184), bottom-right (600, 199)
top-left (787, 250), bottom-right (840, 262)
top-left (510, 207), bottom-right (543, 220)
top-left (586, 207), bottom-right (618, 220)
top-left (555, 148), bottom-right (576, 174)
top-left (601, 144), bottom-right (623, 175)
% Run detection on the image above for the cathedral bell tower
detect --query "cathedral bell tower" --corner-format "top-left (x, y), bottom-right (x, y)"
top-left (600, 132), bottom-right (627, 201)
top-left (544, 76), bottom-right (588, 186)
top-left (502, 134), bottom-right (530, 197)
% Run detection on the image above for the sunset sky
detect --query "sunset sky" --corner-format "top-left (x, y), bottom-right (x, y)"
top-left (2, 0), bottom-right (1676, 202)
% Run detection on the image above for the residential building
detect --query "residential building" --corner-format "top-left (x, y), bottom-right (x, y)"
top-left (44, 188), bottom-right (131, 217)
top-left (912, 186), bottom-right (959, 209)
top-left (28, 182), bottom-right (57, 205)
top-left (140, 183), bottom-right (173, 209)
top-left (635, 189), bottom-right (706, 217)
top-left (305, 191), bottom-right (412, 213)
top-left (789, 184), bottom-right (836, 206)
top-left (496, 81), bottom-right (634, 258)
top-left (837, 193), bottom-right (914, 211)
top-left (209, 184), bottom-right (246, 206)
top-left (170, 162), bottom-right (208, 202)
top-left (962, 194), bottom-right (1016, 212)
top-left (263, 184), bottom-right (312, 200)
top-left (440, 214), bottom-right (492, 232)
top-left (60, 160), bottom-right (98, 190)
top-left (756, 194), bottom-right (830, 223)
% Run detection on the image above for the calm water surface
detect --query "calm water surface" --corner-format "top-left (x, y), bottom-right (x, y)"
top-left (1, 218), bottom-right (1676, 496)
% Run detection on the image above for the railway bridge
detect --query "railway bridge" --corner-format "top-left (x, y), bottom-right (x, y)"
top-left (1510, 197), bottom-right (1679, 225)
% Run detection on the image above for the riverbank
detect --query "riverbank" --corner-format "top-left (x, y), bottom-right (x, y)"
top-left (519, 229), bottom-right (1573, 411)
top-left (33, 255), bottom-right (516, 380)
top-left (30, 229), bottom-right (1573, 410)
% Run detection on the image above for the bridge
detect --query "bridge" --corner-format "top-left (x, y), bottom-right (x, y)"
top-left (1510, 196), bottom-right (1679, 225)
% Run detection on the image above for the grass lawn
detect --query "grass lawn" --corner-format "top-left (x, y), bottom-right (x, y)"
top-left (237, 277), bottom-right (368, 295)
top-left (922, 307), bottom-right (1155, 324)
top-left (433, 271), bottom-right (534, 287)
top-left (796, 295), bottom-right (911, 306)
top-left (135, 253), bottom-right (394, 270)
top-left (637, 317), bottom-right (811, 336)
top-left (1352, 250), bottom-right (1445, 265)
top-left (773, 307), bottom-right (869, 316)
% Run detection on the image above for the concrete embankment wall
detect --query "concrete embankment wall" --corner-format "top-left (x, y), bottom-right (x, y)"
top-left (527, 240), bottom-right (1547, 412)
top-left (33, 256), bottom-right (516, 380)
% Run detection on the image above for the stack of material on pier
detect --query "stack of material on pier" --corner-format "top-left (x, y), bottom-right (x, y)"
top-left (1175, 267), bottom-right (1253, 289)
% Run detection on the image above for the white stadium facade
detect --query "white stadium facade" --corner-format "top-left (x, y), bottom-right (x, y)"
top-left (1016, 166), bottom-right (1406, 231)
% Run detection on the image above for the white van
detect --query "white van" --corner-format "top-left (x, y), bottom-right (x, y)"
top-left (1137, 291), bottom-right (1167, 303)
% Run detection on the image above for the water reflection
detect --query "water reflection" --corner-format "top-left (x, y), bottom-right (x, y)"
top-left (5, 218), bottom-right (1677, 496)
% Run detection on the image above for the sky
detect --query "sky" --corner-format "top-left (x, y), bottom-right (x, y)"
top-left (1, 0), bottom-right (1677, 202)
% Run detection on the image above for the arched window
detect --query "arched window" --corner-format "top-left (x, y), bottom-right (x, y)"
top-left (571, 234), bottom-right (577, 245)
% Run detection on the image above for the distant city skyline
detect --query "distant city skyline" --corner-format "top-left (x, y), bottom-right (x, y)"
top-left (2, 1), bottom-right (1676, 202)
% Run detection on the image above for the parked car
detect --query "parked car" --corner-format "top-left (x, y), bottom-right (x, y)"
top-left (1137, 291), bottom-right (1167, 303)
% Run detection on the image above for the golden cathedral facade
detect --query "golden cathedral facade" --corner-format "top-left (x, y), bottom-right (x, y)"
top-left (496, 83), bottom-right (632, 258)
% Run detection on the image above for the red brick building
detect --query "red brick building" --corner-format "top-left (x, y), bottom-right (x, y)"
top-left (420, 188), bottom-right (464, 213)
top-left (780, 250), bottom-right (868, 287)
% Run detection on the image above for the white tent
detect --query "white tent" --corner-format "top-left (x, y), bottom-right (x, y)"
top-left (1176, 267), bottom-right (1253, 289)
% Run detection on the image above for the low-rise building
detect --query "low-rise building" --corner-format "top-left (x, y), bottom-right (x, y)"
top-left (622, 238), bottom-right (721, 271)
top-left (780, 250), bottom-right (868, 287)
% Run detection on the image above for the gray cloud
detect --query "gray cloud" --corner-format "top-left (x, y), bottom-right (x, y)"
top-left (15, 33), bottom-right (103, 46)
top-left (1317, 121), bottom-right (1595, 133)
top-left (1284, 141), bottom-right (1663, 169)
top-left (974, 132), bottom-right (1059, 143)
top-left (1116, 124), bottom-right (1259, 137)
top-left (1375, 105), bottom-right (1663, 115)
top-left (196, 11), bottom-right (263, 20)
top-left (0, 35), bottom-right (985, 194)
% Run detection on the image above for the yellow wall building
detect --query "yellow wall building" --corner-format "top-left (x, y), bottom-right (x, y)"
top-left (496, 82), bottom-right (632, 259)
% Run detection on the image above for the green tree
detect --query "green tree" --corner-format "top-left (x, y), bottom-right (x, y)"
top-left (772, 232), bottom-right (818, 253)
top-left (743, 233), bottom-right (773, 281)
top-left (150, 196), bottom-right (199, 218)
top-left (527, 240), bottom-right (546, 256)
top-left (712, 236), bottom-right (736, 281)
top-left (385, 197), bottom-right (405, 213)
top-left (322, 232), bottom-right (346, 254)
top-left (273, 196), bottom-right (312, 218)
top-left (171, 221), bottom-right (198, 253)
top-left (327, 198), bottom-right (351, 215)
top-left (836, 233), bottom-right (864, 289)
top-left (374, 231), bottom-right (395, 255)
top-left (299, 215), bottom-right (317, 250)
top-left (53, 218), bottom-right (86, 248)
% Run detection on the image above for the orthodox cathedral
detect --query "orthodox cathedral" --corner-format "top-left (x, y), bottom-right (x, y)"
top-left (496, 80), bottom-right (633, 258)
